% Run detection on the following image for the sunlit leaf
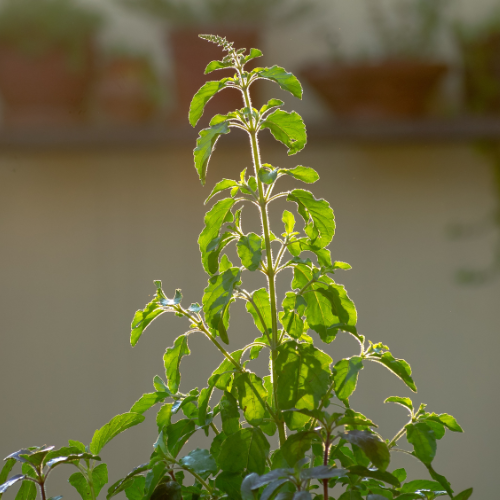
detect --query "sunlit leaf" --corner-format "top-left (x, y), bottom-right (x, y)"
top-left (194, 121), bottom-right (231, 185)
top-left (189, 79), bottom-right (231, 127)
top-left (163, 335), bottom-right (190, 394)
top-left (287, 190), bottom-right (335, 249)
top-left (237, 233), bottom-right (263, 271)
top-left (261, 110), bottom-right (306, 155)
top-left (217, 428), bottom-right (270, 474)
top-left (276, 342), bottom-right (332, 430)
top-left (256, 66), bottom-right (303, 99)
top-left (342, 430), bottom-right (390, 471)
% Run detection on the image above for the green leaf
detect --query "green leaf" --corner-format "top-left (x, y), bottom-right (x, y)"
top-left (261, 110), bottom-right (307, 155)
top-left (150, 480), bottom-right (181, 500)
top-left (279, 310), bottom-right (304, 339)
top-left (338, 410), bottom-right (377, 429)
top-left (338, 492), bottom-right (363, 500)
top-left (68, 440), bottom-right (86, 453)
top-left (244, 48), bottom-right (263, 63)
top-left (208, 349), bottom-right (243, 390)
top-left (276, 342), bottom-right (332, 430)
top-left (369, 352), bottom-right (417, 392)
top-left (454, 488), bottom-right (473, 500)
top-left (166, 420), bottom-right (196, 457)
top-left (406, 422), bottom-right (436, 465)
top-left (237, 233), bottom-right (263, 271)
top-left (130, 392), bottom-right (169, 414)
top-left (143, 462), bottom-right (167, 500)
top-left (203, 267), bottom-right (241, 341)
top-left (197, 387), bottom-right (213, 427)
top-left (258, 165), bottom-right (279, 185)
top-left (293, 265), bottom-right (357, 343)
top-left (163, 335), bottom-right (190, 394)
top-left (45, 452), bottom-right (101, 470)
top-left (422, 413), bottom-right (463, 432)
top-left (92, 464), bottom-right (109, 498)
top-left (245, 288), bottom-right (272, 336)
top-left (124, 476), bottom-right (145, 500)
top-left (13, 473), bottom-right (36, 500)
top-left (392, 468), bottom-right (407, 483)
top-left (256, 66), bottom-right (303, 99)
top-left (205, 179), bottom-right (239, 204)
top-left (287, 190), bottom-right (335, 249)
top-left (384, 396), bottom-right (413, 413)
top-left (205, 59), bottom-right (233, 74)
top-left (69, 471), bottom-right (92, 500)
top-left (282, 210), bottom-right (295, 234)
top-left (18, 447), bottom-right (55, 467)
top-left (0, 459), bottom-right (16, 497)
top-left (279, 292), bottom-right (306, 339)
top-left (342, 430), bottom-right (390, 471)
top-left (199, 197), bottom-right (236, 275)
top-left (333, 357), bottom-right (364, 400)
top-left (425, 464), bottom-right (453, 497)
top-left (217, 428), bottom-right (270, 474)
top-left (401, 480), bottom-right (443, 493)
top-left (346, 466), bottom-right (400, 487)
top-left (106, 464), bottom-right (149, 499)
top-left (156, 287), bottom-right (182, 307)
top-left (42, 446), bottom-right (82, 466)
top-left (220, 391), bottom-right (241, 435)
top-left (281, 166), bottom-right (319, 184)
top-left (207, 232), bottom-right (238, 278)
top-left (89, 413), bottom-right (145, 455)
top-left (281, 430), bottom-right (318, 467)
top-left (0, 475), bottom-right (25, 496)
top-left (157, 403), bottom-right (172, 432)
top-left (189, 79), bottom-right (230, 127)
top-left (216, 471), bottom-right (243, 499)
top-left (234, 372), bottom-right (268, 425)
top-left (260, 98), bottom-right (284, 115)
top-left (179, 449), bottom-right (217, 478)
top-left (220, 254), bottom-right (234, 273)
top-left (194, 120), bottom-right (231, 185)
top-left (241, 473), bottom-right (260, 500)
top-left (130, 298), bottom-right (164, 347)
top-left (301, 466), bottom-right (346, 481)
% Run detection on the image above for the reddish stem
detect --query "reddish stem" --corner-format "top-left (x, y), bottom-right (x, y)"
top-left (323, 434), bottom-right (331, 500)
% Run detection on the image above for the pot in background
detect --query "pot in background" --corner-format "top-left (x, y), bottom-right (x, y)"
top-left (168, 26), bottom-right (260, 126)
top-left (94, 56), bottom-right (162, 125)
top-left (0, 42), bottom-right (94, 128)
top-left (301, 60), bottom-right (448, 120)
top-left (460, 33), bottom-right (500, 114)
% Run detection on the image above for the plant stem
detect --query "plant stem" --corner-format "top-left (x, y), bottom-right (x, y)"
top-left (176, 462), bottom-right (213, 494)
top-left (240, 81), bottom-right (286, 446)
top-left (323, 436), bottom-right (330, 500)
top-left (388, 425), bottom-right (408, 449)
top-left (39, 480), bottom-right (47, 500)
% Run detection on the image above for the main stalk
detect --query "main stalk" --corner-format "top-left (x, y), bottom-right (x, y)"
top-left (239, 77), bottom-right (286, 446)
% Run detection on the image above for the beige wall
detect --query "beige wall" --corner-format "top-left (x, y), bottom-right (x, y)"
top-left (0, 140), bottom-right (498, 498)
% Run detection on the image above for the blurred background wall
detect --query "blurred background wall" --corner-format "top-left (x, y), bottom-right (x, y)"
top-left (1, 0), bottom-right (500, 499)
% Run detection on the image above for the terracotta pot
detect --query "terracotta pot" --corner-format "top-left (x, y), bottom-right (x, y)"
top-left (301, 60), bottom-right (448, 120)
top-left (460, 33), bottom-right (500, 114)
top-left (95, 57), bottom-right (160, 125)
top-left (168, 26), bottom-right (260, 126)
top-left (0, 43), bottom-right (94, 128)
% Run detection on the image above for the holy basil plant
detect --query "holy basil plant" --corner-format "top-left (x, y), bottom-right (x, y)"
top-left (0, 35), bottom-right (473, 500)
